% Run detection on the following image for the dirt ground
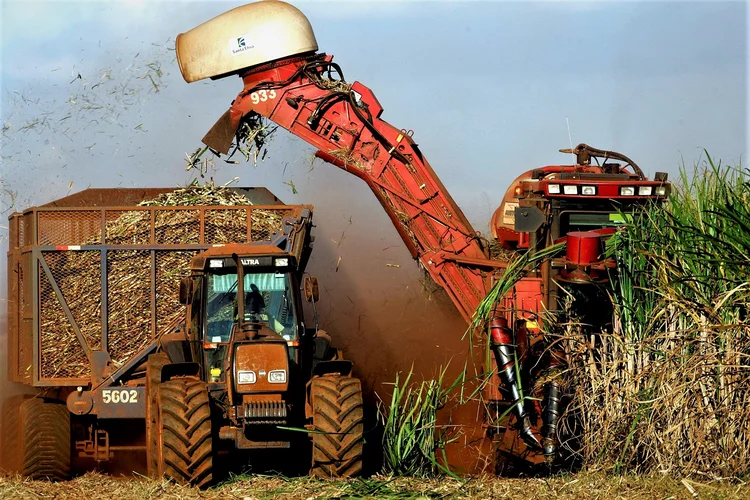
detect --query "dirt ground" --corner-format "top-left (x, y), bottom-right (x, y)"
top-left (0, 472), bottom-right (747, 500)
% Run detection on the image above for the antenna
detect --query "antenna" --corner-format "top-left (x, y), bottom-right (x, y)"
top-left (565, 116), bottom-right (575, 161)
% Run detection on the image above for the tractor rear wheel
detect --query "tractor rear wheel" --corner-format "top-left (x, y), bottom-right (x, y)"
top-left (146, 352), bottom-right (170, 478)
top-left (19, 397), bottom-right (71, 480)
top-left (156, 377), bottom-right (213, 488)
top-left (1, 394), bottom-right (32, 473)
top-left (310, 375), bottom-right (364, 478)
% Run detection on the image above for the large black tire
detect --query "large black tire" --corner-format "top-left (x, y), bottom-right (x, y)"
top-left (156, 377), bottom-right (213, 488)
top-left (146, 353), bottom-right (170, 478)
top-left (310, 375), bottom-right (364, 478)
top-left (1, 394), bottom-right (32, 473)
top-left (19, 398), bottom-right (71, 480)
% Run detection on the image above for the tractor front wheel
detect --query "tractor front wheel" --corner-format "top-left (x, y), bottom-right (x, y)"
top-left (309, 375), bottom-right (364, 478)
top-left (156, 377), bottom-right (214, 488)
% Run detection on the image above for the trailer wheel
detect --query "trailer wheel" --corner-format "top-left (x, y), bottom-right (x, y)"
top-left (1, 394), bottom-right (32, 473)
top-left (146, 352), bottom-right (170, 478)
top-left (18, 398), bottom-right (71, 481)
top-left (309, 375), bottom-right (364, 478)
top-left (156, 377), bottom-right (213, 488)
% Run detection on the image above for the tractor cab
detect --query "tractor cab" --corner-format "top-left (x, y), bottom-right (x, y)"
top-left (197, 252), bottom-right (302, 387)
top-left (179, 244), bottom-right (317, 435)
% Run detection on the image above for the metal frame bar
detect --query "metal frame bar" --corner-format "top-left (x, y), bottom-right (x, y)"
top-left (150, 250), bottom-right (157, 338)
top-left (31, 220), bottom-right (40, 385)
top-left (199, 206), bottom-right (205, 244)
top-left (101, 249), bottom-right (108, 351)
top-left (93, 339), bottom-right (158, 390)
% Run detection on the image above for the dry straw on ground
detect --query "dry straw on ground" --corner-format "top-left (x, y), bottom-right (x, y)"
top-left (0, 471), bottom-right (746, 499)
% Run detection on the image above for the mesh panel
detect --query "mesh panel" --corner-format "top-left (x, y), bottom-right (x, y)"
top-left (38, 211), bottom-right (101, 246)
top-left (155, 251), bottom-right (196, 335)
top-left (39, 262), bottom-right (90, 379)
top-left (44, 251), bottom-right (102, 351)
top-left (250, 208), bottom-right (289, 241)
top-left (155, 209), bottom-right (200, 244)
top-left (105, 210), bottom-right (151, 245)
top-left (108, 250), bottom-right (152, 365)
top-left (205, 209), bottom-right (248, 244)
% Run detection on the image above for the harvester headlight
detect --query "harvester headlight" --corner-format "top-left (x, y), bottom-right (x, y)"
top-left (638, 186), bottom-right (653, 196)
top-left (209, 259), bottom-right (224, 268)
top-left (274, 258), bottom-right (289, 267)
top-left (237, 371), bottom-right (256, 384)
top-left (268, 370), bottom-right (287, 383)
top-left (620, 187), bottom-right (635, 196)
top-left (656, 186), bottom-right (667, 196)
top-left (547, 184), bottom-right (561, 194)
top-left (563, 185), bottom-right (578, 195)
top-left (581, 185), bottom-right (596, 196)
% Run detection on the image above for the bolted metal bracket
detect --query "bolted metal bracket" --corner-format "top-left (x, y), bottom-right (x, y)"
top-left (514, 206), bottom-right (545, 233)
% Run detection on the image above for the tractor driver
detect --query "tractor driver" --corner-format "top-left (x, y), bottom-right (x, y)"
top-left (245, 283), bottom-right (266, 320)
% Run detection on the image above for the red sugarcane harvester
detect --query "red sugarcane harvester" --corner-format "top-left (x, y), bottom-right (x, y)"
top-left (177, 1), bottom-right (671, 472)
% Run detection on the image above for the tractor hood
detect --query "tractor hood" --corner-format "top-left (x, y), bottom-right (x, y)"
top-left (176, 0), bottom-right (318, 83)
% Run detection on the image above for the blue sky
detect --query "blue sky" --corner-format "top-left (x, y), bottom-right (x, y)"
top-left (1, 1), bottom-right (747, 223)
top-left (0, 1), bottom-right (747, 416)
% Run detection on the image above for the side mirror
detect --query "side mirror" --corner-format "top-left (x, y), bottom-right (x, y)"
top-left (179, 277), bottom-right (193, 305)
top-left (303, 276), bottom-right (319, 303)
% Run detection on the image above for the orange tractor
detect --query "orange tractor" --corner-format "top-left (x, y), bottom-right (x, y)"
top-left (3, 187), bottom-right (363, 485)
top-left (178, 1), bottom-right (672, 472)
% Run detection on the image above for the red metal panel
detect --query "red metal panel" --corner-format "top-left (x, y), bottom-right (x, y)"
top-left (501, 277), bottom-right (544, 326)
top-left (540, 179), bottom-right (669, 199)
top-left (566, 232), bottom-right (602, 266)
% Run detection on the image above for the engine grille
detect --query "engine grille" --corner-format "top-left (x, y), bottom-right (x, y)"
top-left (242, 400), bottom-right (288, 424)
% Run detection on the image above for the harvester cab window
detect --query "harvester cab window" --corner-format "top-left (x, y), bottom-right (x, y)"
top-left (562, 212), bottom-right (627, 234)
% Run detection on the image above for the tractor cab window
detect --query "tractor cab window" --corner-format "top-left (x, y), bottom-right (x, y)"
top-left (205, 273), bottom-right (237, 343)
top-left (205, 271), bottom-right (298, 343)
top-left (242, 272), bottom-right (298, 341)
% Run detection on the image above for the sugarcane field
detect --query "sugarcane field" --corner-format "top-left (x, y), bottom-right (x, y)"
top-left (0, 1), bottom-right (748, 499)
